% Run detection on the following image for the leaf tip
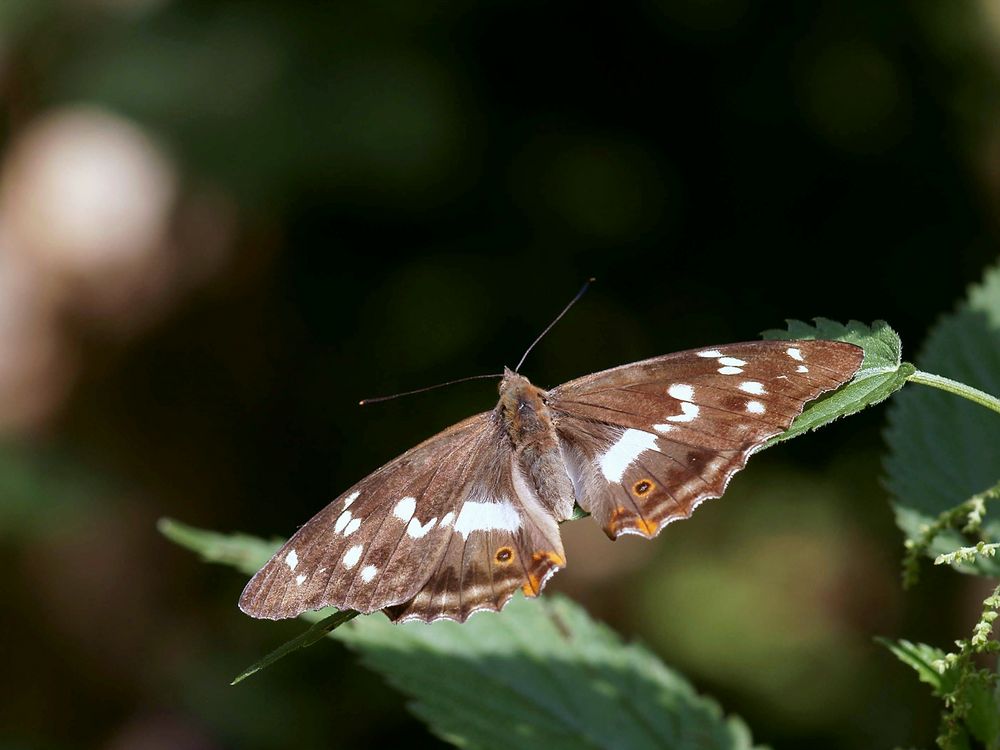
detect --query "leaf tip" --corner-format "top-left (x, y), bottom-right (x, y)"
top-left (157, 517), bottom-right (187, 544)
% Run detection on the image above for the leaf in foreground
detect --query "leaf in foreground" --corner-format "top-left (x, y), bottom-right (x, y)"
top-left (883, 263), bottom-right (1000, 574)
top-left (339, 594), bottom-right (761, 750)
top-left (762, 318), bottom-right (912, 445)
top-left (876, 638), bottom-right (955, 695)
top-left (158, 517), bottom-right (282, 575)
top-left (162, 521), bottom-right (764, 750)
top-left (879, 637), bottom-right (1000, 748)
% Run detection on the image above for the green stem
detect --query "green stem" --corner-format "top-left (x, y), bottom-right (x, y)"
top-left (907, 370), bottom-right (1000, 417)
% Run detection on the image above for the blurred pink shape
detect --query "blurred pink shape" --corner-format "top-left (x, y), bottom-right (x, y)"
top-left (0, 106), bottom-right (234, 432)
top-left (0, 238), bottom-right (73, 433)
top-left (1, 106), bottom-right (179, 329)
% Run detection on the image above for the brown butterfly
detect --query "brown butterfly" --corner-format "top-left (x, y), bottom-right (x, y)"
top-left (240, 328), bottom-right (863, 624)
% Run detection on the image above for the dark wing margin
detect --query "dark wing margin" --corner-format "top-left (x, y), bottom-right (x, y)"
top-left (549, 340), bottom-right (863, 539)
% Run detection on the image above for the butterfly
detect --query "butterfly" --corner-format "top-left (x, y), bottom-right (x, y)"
top-left (239, 337), bottom-right (862, 624)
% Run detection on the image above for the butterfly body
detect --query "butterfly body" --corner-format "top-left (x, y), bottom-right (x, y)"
top-left (498, 367), bottom-right (577, 524)
top-left (240, 339), bottom-right (863, 623)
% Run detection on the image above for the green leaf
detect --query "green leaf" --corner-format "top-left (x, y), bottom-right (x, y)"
top-left (883, 263), bottom-right (1000, 575)
top-left (963, 670), bottom-right (1000, 747)
top-left (157, 517), bottom-right (282, 576)
top-left (762, 318), bottom-right (912, 444)
top-left (880, 638), bottom-right (1000, 748)
top-left (876, 638), bottom-right (955, 695)
top-left (162, 521), bottom-right (765, 750)
top-left (336, 594), bottom-right (762, 750)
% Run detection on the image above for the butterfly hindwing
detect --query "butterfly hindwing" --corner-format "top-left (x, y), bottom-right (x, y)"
top-left (386, 445), bottom-right (566, 622)
top-left (550, 340), bottom-right (863, 538)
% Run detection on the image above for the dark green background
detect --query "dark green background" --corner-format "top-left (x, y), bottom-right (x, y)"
top-left (2, 1), bottom-right (998, 748)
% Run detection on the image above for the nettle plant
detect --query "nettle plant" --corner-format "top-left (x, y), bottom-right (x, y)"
top-left (163, 264), bottom-right (1000, 750)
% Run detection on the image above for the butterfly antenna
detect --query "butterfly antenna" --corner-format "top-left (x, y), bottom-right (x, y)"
top-left (514, 277), bottom-right (595, 372)
top-left (358, 373), bottom-right (504, 406)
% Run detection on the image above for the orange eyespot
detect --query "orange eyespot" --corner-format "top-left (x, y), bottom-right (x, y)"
top-left (496, 547), bottom-right (514, 563)
top-left (633, 479), bottom-right (654, 496)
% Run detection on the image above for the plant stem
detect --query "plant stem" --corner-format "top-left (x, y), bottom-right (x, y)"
top-left (907, 370), bottom-right (1000, 417)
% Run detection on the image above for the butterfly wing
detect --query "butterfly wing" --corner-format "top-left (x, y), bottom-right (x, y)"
top-left (548, 340), bottom-right (863, 539)
top-left (239, 411), bottom-right (565, 623)
top-left (384, 437), bottom-right (566, 623)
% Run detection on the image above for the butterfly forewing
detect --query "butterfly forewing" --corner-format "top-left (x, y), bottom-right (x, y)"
top-left (550, 340), bottom-right (863, 539)
top-left (239, 412), bottom-right (496, 619)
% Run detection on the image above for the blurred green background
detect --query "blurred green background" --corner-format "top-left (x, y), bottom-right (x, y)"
top-left (1, 1), bottom-right (999, 748)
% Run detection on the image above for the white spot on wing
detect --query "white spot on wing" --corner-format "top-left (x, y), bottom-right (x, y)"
top-left (599, 428), bottom-right (658, 482)
top-left (739, 381), bottom-right (766, 395)
top-left (668, 383), bottom-right (694, 401)
top-left (653, 423), bottom-right (674, 433)
top-left (393, 496), bottom-right (416, 521)
top-left (453, 500), bottom-right (521, 539)
top-left (718, 356), bottom-right (747, 367)
top-left (718, 366), bottom-right (743, 375)
top-left (407, 516), bottom-right (437, 538)
top-left (343, 544), bottom-right (363, 569)
top-left (787, 347), bottom-right (804, 361)
top-left (334, 511), bottom-right (352, 534)
top-left (746, 400), bottom-right (766, 414)
top-left (666, 402), bottom-right (699, 423)
top-left (797, 364), bottom-right (809, 373)
top-left (343, 517), bottom-right (362, 536)
top-left (697, 349), bottom-right (722, 357)
top-left (360, 565), bottom-right (378, 583)
top-left (285, 549), bottom-right (298, 570)
top-left (295, 574), bottom-right (306, 585)
top-left (440, 511), bottom-right (455, 528)
top-left (343, 491), bottom-right (359, 509)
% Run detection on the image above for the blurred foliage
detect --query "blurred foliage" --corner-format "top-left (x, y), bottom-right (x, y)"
top-left (0, 440), bottom-right (106, 536)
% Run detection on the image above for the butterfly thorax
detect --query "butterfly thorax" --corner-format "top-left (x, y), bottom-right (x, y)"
top-left (497, 368), bottom-right (550, 438)
top-left (498, 368), bottom-right (577, 521)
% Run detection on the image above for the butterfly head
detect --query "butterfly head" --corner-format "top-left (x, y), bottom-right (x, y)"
top-left (498, 367), bottom-right (552, 435)
top-left (499, 366), bottom-right (534, 396)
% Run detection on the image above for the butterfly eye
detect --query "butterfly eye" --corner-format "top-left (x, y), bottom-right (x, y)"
top-left (495, 547), bottom-right (514, 563)
top-left (632, 479), bottom-right (654, 496)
